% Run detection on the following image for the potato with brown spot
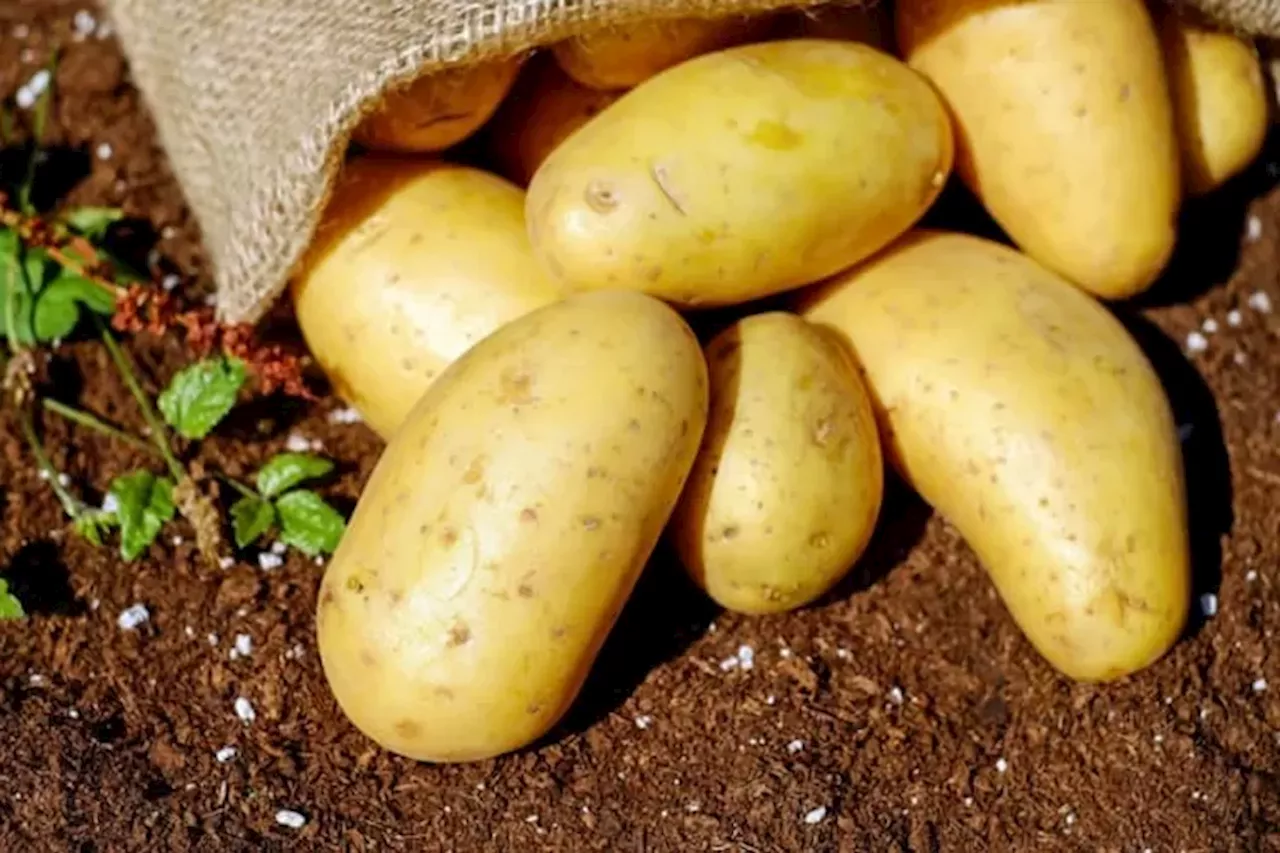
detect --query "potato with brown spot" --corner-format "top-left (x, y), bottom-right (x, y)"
top-left (316, 290), bottom-right (708, 763)
top-left (551, 16), bottom-right (767, 91)
top-left (291, 157), bottom-right (564, 439)
top-left (353, 59), bottom-right (523, 153)
top-left (671, 312), bottom-right (884, 614)
top-left (526, 39), bottom-right (953, 308)
top-left (798, 230), bottom-right (1190, 682)
top-left (896, 0), bottom-right (1180, 300)
top-left (1156, 9), bottom-right (1269, 195)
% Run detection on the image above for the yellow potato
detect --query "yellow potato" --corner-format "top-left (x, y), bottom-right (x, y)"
top-left (316, 289), bottom-right (709, 762)
top-left (483, 55), bottom-right (623, 186)
top-left (896, 0), bottom-right (1181, 300)
top-left (291, 156), bottom-right (564, 439)
top-left (527, 40), bottom-right (953, 309)
top-left (671, 312), bottom-right (883, 614)
top-left (552, 16), bottom-right (765, 90)
top-left (773, 2), bottom-right (895, 51)
top-left (353, 59), bottom-right (522, 153)
top-left (798, 230), bottom-right (1190, 682)
top-left (1157, 10), bottom-right (1269, 195)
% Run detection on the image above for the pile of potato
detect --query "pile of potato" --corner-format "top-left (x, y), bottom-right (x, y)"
top-left (299, 0), bottom-right (1270, 763)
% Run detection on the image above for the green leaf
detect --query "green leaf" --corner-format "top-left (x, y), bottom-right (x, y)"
top-left (31, 273), bottom-right (118, 342)
top-left (61, 207), bottom-right (123, 241)
top-left (231, 496), bottom-right (275, 549)
top-left (23, 247), bottom-right (52, 293)
top-left (157, 357), bottom-right (247, 440)
top-left (0, 578), bottom-right (24, 620)
top-left (276, 490), bottom-right (345, 556)
top-left (72, 509), bottom-right (119, 547)
top-left (255, 452), bottom-right (334, 499)
top-left (108, 471), bottom-right (175, 561)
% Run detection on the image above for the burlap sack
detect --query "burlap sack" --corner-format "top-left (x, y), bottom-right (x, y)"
top-left (102, 0), bottom-right (1280, 327)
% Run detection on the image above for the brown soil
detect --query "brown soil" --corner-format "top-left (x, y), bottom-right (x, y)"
top-left (2, 3), bottom-right (1280, 851)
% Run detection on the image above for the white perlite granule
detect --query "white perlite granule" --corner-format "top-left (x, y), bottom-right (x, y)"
top-left (275, 809), bottom-right (307, 829)
top-left (117, 603), bottom-right (150, 630)
top-left (234, 696), bottom-right (256, 723)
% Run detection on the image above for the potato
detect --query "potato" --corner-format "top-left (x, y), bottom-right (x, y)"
top-left (527, 40), bottom-right (953, 309)
top-left (316, 289), bottom-right (709, 762)
top-left (671, 312), bottom-right (883, 614)
top-left (896, 0), bottom-right (1180, 300)
top-left (552, 16), bottom-right (764, 90)
top-left (353, 59), bottom-right (522, 153)
top-left (798, 230), bottom-right (1190, 682)
top-left (483, 55), bottom-right (623, 186)
top-left (1157, 10), bottom-right (1269, 195)
top-left (291, 156), bottom-right (564, 439)
top-left (772, 2), bottom-right (895, 51)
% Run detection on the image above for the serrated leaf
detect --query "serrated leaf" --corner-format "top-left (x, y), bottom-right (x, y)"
top-left (108, 471), bottom-right (175, 561)
top-left (72, 509), bottom-right (118, 547)
top-left (256, 453), bottom-right (334, 499)
top-left (276, 490), bottom-right (345, 557)
top-left (61, 207), bottom-right (123, 241)
top-left (231, 496), bottom-right (275, 549)
top-left (157, 357), bottom-right (247, 440)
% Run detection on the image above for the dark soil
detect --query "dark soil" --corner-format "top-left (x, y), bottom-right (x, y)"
top-left (2, 3), bottom-right (1280, 851)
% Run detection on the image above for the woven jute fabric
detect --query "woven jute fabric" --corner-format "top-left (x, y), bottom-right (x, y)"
top-left (102, 0), bottom-right (1280, 327)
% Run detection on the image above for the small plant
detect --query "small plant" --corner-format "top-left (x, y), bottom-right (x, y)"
top-left (0, 54), bottom-right (344, 616)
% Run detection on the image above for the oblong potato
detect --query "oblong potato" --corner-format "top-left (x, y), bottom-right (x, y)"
top-left (353, 59), bottom-right (522, 153)
top-left (316, 289), bottom-right (709, 762)
top-left (798, 230), bottom-right (1190, 682)
top-left (291, 156), bottom-right (564, 439)
top-left (896, 0), bottom-right (1180, 300)
top-left (527, 40), bottom-right (953, 309)
top-left (1157, 10), bottom-right (1269, 195)
top-left (483, 55), bottom-right (623, 186)
top-left (671, 311), bottom-right (883, 614)
top-left (552, 16), bottom-right (764, 90)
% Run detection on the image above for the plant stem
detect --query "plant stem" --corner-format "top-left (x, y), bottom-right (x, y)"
top-left (97, 321), bottom-right (185, 482)
top-left (17, 406), bottom-right (82, 519)
top-left (218, 474), bottom-right (259, 501)
top-left (41, 397), bottom-right (159, 457)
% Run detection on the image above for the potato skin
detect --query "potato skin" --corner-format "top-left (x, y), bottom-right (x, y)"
top-left (527, 40), bottom-right (952, 308)
top-left (896, 0), bottom-right (1180, 300)
top-left (316, 290), bottom-right (709, 762)
top-left (291, 157), bottom-right (564, 439)
top-left (552, 16), bottom-right (765, 90)
top-left (798, 230), bottom-right (1190, 682)
top-left (353, 59), bottom-right (522, 153)
top-left (1157, 11), bottom-right (1269, 195)
top-left (483, 55), bottom-right (623, 186)
top-left (671, 312), bottom-right (883, 614)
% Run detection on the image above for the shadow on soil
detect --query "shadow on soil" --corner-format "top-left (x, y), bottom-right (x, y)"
top-left (550, 540), bottom-right (720, 739)
top-left (1116, 313), bottom-right (1232, 640)
top-left (3, 540), bottom-right (86, 617)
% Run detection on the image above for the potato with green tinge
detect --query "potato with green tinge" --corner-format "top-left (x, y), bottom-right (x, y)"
top-left (353, 59), bottom-right (523, 153)
top-left (798, 230), bottom-right (1191, 682)
top-left (291, 156), bottom-right (564, 440)
top-left (552, 16), bottom-right (766, 91)
top-left (1156, 9), bottom-right (1269, 196)
top-left (316, 289), bottom-right (709, 763)
top-left (671, 311), bottom-right (883, 614)
top-left (526, 39), bottom-right (953, 309)
top-left (896, 0), bottom-right (1180, 300)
